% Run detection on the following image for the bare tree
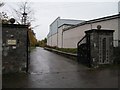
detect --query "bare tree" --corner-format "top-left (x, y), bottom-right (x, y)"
top-left (0, 12), bottom-right (9, 23)
top-left (0, 2), bottom-right (4, 7)
top-left (12, 2), bottom-right (34, 25)
top-left (0, 1), bottom-right (6, 23)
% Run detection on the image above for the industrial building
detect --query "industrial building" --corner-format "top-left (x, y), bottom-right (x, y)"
top-left (47, 14), bottom-right (120, 48)
top-left (47, 17), bottom-right (85, 47)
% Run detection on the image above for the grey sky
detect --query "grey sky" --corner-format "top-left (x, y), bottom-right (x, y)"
top-left (1, 1), bottom-right (119, 40)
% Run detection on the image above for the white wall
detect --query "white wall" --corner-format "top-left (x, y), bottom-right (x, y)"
top-left (47, 18), bottom-right (119, 48)
top-left (63, 24), bottom-right (91, 48)
top-left (63, 18), bottom-right (118, 48)
top-left (51, 33), bottom-right (57, 47)
top-left (58, 26), bottom-right (63, 48)
top-left (91, 19), bottom-right (118, 40)
top-left (91, 18), bottom-right (118, 47)
top-left (48, 17), bottom-right (83, 38)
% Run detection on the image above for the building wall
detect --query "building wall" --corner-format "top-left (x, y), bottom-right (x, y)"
top-left (47, 17), bottom-right (84, 46)
top-left (58, 26), bottom-right (63, 48)
top-left (51, 33), bottom-right (57, 47)
top-left (91, 18), bottom-right (118, 40)
top-left (47, 16), bottom-right (119, 48)
top-left (49, 17), bottom-right (60, 37)
top-left (92, 18), bottom-right (118, 47)
top-left (63, 18), bottom-right (118, 48)
top-left (63, 24), bottom-right (91, 48)
top-left (48, 17), bottom-right (84, 37)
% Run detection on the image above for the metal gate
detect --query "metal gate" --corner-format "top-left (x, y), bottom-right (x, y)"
top-left (77, 34), bottom-right (91, 67)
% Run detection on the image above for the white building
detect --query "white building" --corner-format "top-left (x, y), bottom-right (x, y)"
top-left (47, 14), bottom-right (120, 48)
top-left (47, 17), bottom-right (85, 47)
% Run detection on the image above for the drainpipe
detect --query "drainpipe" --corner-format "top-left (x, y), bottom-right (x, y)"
top-left (51, 27), bottom-right (52, 47)
top-left (118, 13), bottom-right (120, 47)
top-left (62, 29), bottom-right (63, 48)
top-left (90, 21), bottom-right (92, 29)
top-left (57, 21), bottom-right (58, 47)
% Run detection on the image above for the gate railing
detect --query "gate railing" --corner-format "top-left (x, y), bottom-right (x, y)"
top-left (77, 35), bottom-right (91, 67)
top-left (77, 35), bottom-right (87, 47)
top-left (77, 35), bottom-right (87, 62)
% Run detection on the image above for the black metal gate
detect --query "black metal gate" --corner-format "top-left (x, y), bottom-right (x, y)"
top-left (77, 34), bottom-right (91, 67)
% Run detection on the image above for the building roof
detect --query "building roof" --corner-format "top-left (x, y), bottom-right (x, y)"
top-left (48, 17), bottom-right (85, 37)
top-left (58, 24), bottom-right (76, 28)
top-left (63, 14), bottom-right (120, 31)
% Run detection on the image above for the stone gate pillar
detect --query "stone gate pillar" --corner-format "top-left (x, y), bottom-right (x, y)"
top-left (2, 24), bottom-right (29, 74)
top-left (85, 28), bottom-right (114, 67)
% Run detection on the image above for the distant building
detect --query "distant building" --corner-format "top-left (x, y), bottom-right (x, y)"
top-left (47, 17), bottom-right (85, 47)
top-left (47, 14), bottom-right (120, 48)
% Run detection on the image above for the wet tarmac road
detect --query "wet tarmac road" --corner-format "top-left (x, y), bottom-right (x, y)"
top-left (3, 47), bottom-right (119, 88)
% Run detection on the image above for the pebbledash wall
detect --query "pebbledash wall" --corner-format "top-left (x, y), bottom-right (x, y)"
top-left (47, 14), bottom-right (120, 48)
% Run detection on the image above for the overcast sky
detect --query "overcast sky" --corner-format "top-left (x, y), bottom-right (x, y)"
top-left (1, 0), bottom-right (119, 40)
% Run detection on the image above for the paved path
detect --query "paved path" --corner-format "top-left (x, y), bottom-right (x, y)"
top-left (3, 47), bottom-right (119, 88)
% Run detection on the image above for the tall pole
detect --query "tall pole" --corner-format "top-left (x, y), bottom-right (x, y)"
top-left (21, 2), bottom-right (27, 25)
top-left (57, 21), bottom-right (58, 47)
top-left (118, 1), bottom-right (120, 47)
top-left (22, 12), bottom-right (27, 25)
